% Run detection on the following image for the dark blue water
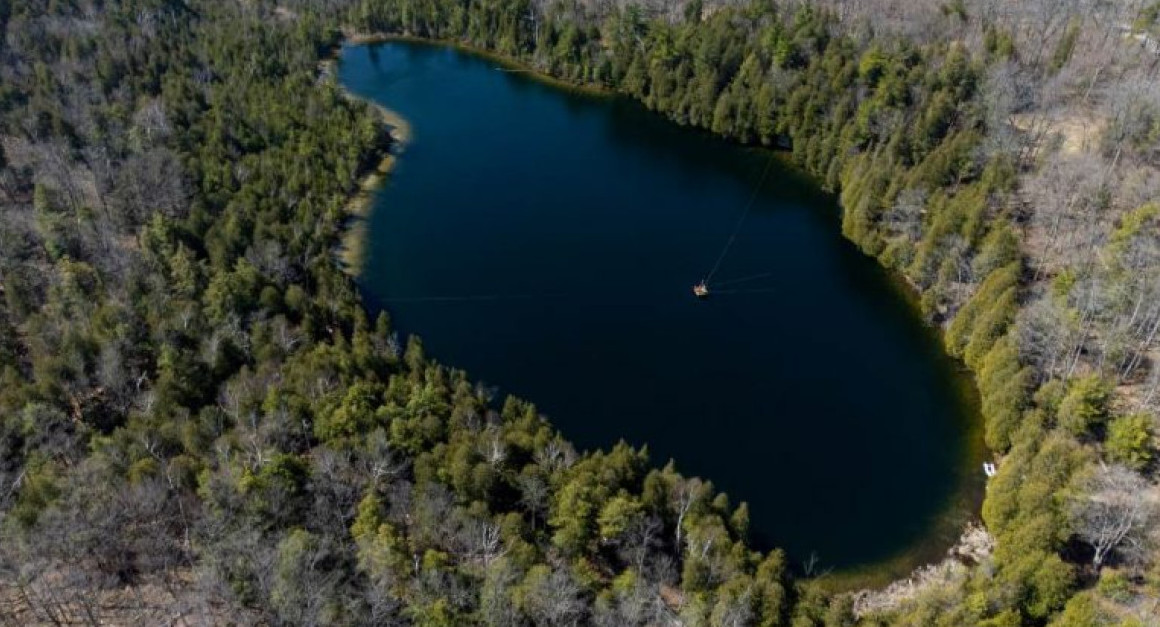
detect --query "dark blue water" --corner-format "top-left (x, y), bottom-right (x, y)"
top-left (341, 41), bottom-right (982, 572)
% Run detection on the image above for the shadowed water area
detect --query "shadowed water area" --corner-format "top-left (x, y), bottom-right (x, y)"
top-left (341, 41), bottom-right (984, 575)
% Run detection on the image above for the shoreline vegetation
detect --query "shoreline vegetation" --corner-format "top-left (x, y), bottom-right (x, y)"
top-left (338, 103), bottom-right (410, 275)
top-left (324, 41), bottom-right (413, 277)
top-left (342, 32), bottom-right (616, 98)
top-left (336, 36), bottom-right (989, 596)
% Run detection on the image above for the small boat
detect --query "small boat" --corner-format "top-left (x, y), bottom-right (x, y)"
top-left (693, 281), bottom-right (710, 298)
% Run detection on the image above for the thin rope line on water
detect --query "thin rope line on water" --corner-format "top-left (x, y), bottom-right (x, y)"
top-left (704, 153), bottom-right (778, 284)
top-left (711, 272), bottom-right (774, 287)
top-left (378, 285), bottom-right (777, 304)
top-left (710, 287), bottom-right (781, 295)
top-left (378, 293), bottom-right (541, 303)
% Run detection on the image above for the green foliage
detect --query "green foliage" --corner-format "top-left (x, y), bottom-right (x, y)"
top-left (983, 27), bottom-right (1016, 60)
top-left (316, 381), bottom-right (386, 442)
top-left (1047, 591), bottom-right (1114, 626)
top-left (972, 223), bottom-right (1020, 279)
top-left (596, 491), bottom-right (643, 541)
top-left (238, 453), bottom-right (311, 527)
top-left (1057, 375), bottom-right (1113, 437)
top-left (977, 609), bottom-right (1022, 627)
top-left (977, 334), bottom-right (1032, 451)
top-left (1104, 413), bottom-right (1154, 470)
top-left (946, 262), bottom-right (1020, 364)
top-left (1095, 569), bottom-right (1134, 602)
top-left (1049, 21), bottom-right (1081, 73)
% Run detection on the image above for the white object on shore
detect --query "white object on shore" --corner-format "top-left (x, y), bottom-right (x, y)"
top-left (983, 462), bottom-right (997, 478)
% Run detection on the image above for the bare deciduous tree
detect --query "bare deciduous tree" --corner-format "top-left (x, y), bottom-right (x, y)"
top-left (1069, 463), bottom-right (1159, 568)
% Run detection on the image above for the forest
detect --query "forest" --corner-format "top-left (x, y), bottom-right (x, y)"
top-left (1, 0), bottom-right (1159, 625)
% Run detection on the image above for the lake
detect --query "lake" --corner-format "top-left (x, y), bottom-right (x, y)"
top-left (340, 40), bottom-right (983, 577)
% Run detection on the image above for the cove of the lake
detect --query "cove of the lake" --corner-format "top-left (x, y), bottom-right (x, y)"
top-left (339, 40), bottom-right (984, 577)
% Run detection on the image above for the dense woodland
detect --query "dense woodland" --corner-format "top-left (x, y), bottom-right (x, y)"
top-left (1, 0), bottom-right (1159, 624)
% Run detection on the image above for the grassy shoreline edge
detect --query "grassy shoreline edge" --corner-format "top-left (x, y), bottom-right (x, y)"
top-left (324, 47), bottom-right (413, 277)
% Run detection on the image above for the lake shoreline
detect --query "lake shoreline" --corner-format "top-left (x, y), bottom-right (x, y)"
top-left (323, 46), bottom-right (413, 276)
top-left (342, 31), bottom-right (615, 98)
top-left (333, 37), bottom-right (988, 598)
